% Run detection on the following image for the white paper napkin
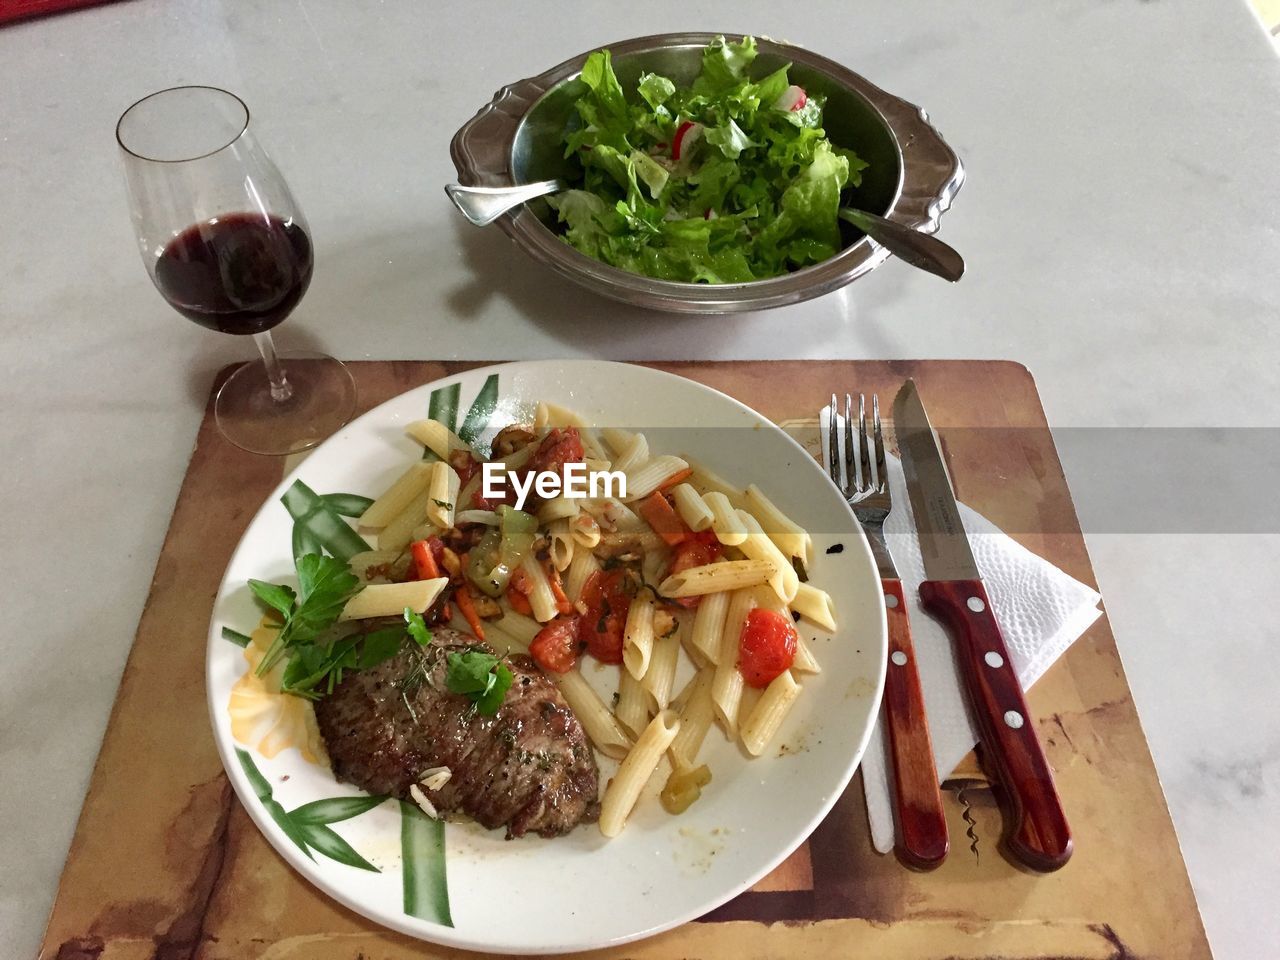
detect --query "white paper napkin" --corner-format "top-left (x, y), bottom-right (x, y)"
top-left (820, 408), bottom-right (1103, 854)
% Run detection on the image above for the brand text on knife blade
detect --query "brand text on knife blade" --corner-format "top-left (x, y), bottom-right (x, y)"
top-left (482, 461), bottom-right (626, 511)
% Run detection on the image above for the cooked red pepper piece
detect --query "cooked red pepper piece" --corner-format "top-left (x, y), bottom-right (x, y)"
top-left (638, 491), bottom-right (691, 546)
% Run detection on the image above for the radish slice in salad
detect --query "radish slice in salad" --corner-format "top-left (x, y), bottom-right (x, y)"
top-left (774, 85), bottom-right (808, 112)
top-left (672, 121), bottom-right (704, 161)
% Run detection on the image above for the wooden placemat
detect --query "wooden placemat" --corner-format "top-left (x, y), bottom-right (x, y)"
top-left (39, 361), bottom-right (1211, 960)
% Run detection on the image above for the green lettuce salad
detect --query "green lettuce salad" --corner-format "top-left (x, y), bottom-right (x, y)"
top-left (548, 35), bottom-right (868, 284)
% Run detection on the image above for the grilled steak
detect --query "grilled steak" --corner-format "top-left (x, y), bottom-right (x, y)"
top-left (314, 629), bottom-right (599, 838)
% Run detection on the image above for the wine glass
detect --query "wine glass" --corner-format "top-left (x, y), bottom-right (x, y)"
top-left (116, 85), bottom-right (356, 455)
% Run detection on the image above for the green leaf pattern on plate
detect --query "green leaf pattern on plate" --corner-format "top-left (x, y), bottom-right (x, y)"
top-left (281, 480), bottom-right (370, 563)
top-left (401, 800), bottom-right (454, 926)
top-left (235, 748), bottom-right (384, 873)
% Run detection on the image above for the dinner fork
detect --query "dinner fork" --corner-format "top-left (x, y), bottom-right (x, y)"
top-left (829, 392), bottom-right (949, 870)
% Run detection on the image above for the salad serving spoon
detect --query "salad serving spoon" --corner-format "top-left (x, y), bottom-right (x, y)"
top-left (445, 180), bottom-right (566, 227)
top-left (445, 181), bottom-right (964, 282)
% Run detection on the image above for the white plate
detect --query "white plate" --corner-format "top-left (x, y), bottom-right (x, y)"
top-left (207, 359), bottom-right (886, 954)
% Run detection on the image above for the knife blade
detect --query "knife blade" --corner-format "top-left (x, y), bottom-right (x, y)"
top-left (893, 378), bottom-right (1073, 872)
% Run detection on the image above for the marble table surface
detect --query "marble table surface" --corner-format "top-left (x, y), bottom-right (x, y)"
top-left (2, 1), bottom-right (1278, 957)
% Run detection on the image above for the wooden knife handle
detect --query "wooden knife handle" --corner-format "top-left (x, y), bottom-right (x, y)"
top-left (918, 578), bottom-right (1073, 872)
top-left (881, 578), bottom-right (949, 870)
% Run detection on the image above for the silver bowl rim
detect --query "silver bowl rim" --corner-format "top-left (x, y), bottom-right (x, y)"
top-left (451, 32), bottom-right (965, 313)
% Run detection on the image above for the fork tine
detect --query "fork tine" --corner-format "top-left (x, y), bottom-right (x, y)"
top-left (872, 394), bottom-right (887, 493)
top-left (858, 394), bottom-right (873, 494)
top-left (842, 394), bottom-right (855, 495)
top-left (827, 393), bottom-right (841, 490)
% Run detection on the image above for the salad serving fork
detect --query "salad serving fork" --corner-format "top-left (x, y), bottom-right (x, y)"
top-left (828, 392), bottom-right (949, 870)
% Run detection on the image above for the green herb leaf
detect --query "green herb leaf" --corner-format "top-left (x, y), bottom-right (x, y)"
top-left (254, 553), bottom-right (362, 679)
top-left (404, 607), bottom-right (432, 646)
top-left (445, 650), bottom-right (513, 715)
top-left (359, 626), bottom-right (406, 669)
top-left (248, 579), bottom-right (296, 618)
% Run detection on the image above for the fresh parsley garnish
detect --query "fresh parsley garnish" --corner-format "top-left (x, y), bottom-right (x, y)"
top-left (445, 649), bottom-right (513, 715)
top-left (404, 606), bottom-right (432, 645)
top-left (250, 554), bottom-right (362, 678)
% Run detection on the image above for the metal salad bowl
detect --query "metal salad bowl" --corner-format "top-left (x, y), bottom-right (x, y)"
top-left (450, 32), bottom-right (965, 314)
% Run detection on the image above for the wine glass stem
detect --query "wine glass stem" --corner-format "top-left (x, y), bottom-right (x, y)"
top-left (253, 331), bottom-right (293, 403)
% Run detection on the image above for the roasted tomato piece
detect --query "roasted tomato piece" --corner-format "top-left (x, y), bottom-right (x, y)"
top-left (528, 427), bottom-right (585, 478)
top-left (738, 608), bottom-right (799, 688)
top-left (576, 568), bottom-right (632, 664)
top-left (529, 617), bottom-right (581, 673)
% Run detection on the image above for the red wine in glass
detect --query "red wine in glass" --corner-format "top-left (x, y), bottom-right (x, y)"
top-left (153, 213), bottom-right (313, 335)
top-left (117, 86), bottom-right (354, 455)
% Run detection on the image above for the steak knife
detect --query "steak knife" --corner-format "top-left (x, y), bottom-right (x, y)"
top-left (893, 379), bottom-right (1073, 872)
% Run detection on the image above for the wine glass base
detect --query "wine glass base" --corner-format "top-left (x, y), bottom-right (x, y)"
top-left (215, 350), bottom-right (356, 455)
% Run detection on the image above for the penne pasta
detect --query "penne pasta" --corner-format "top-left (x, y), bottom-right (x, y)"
top-left (519, 554), bottom-right (559, 623)
top-left (791, 581), bottom-right (837, 631)
top-left (569, 512), bottom-right (602, 548)
top-left (499, 441), bottom-right (539, 471)
top-left (581, 496), bottom-right (643, 531)
top-left (622, 594), bottom-right (656, 679)
top-left (740, 670), bottom-right (801, 756)
top-left (712, 588), bottom-right (756, 734)
top-left (610, 433), bottom-right (649, 475)
top-left (554, 670), bottom-right (633, 761)
top-left (348, 548), bottom-right (409, 583)
top-left (640, 543), bottom-right (672, 589)
top-left (405, 419), bottom-right (468, 461)
top-left (685, 458), bottom-right (746, 507)
top-left (339, 578), bottom-right (448, 621)
top-left (690, 590), bottom-right (731, 664)
top-left (359, 461), bottom-right (434, 530)
top-left (538, 400), bottom-right (589, 428)
top-left (599, 710), bottom-right (680, 838)
top-left (547, 518), bottom-right (575, 571)
top-left (736, 510), bottom-right (800, 603)
top-left (751, 582), bottom-right (787, 615)
top-left (600, 427), bottom-right (636, 456)
top-left (670, 482), bottom-right (715, 532)
top-left (425, 460), bottom-right (460, 529)
top-left (659, 558), bottom-right (777, 598)
top-left (704, 491), bottom-right (748, 546)
top-left (669, 666), bottom-right (702, 712)
top-left (669, 668), bottom-right (715, 769)
top-left (744, 484), bottom-right (814, 570)
top-left (792, 637), bottom-right (821, 674)
top-left (377, 489), bottom-right (432, 552)
top-left (642, 627), bottom-right (680, 709)
top-left (483, 618), bottom-right (530, 655)
top-left (623, 454), bottom-right (690, 501)
top-left (493, 604), bottom-right (542, 645)
top-left (538, 495), bottom-right (580, 523)
top-left (615, 667), bottom-right (651, 740)
top-left (564, 549), bottom-right (601, 603)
